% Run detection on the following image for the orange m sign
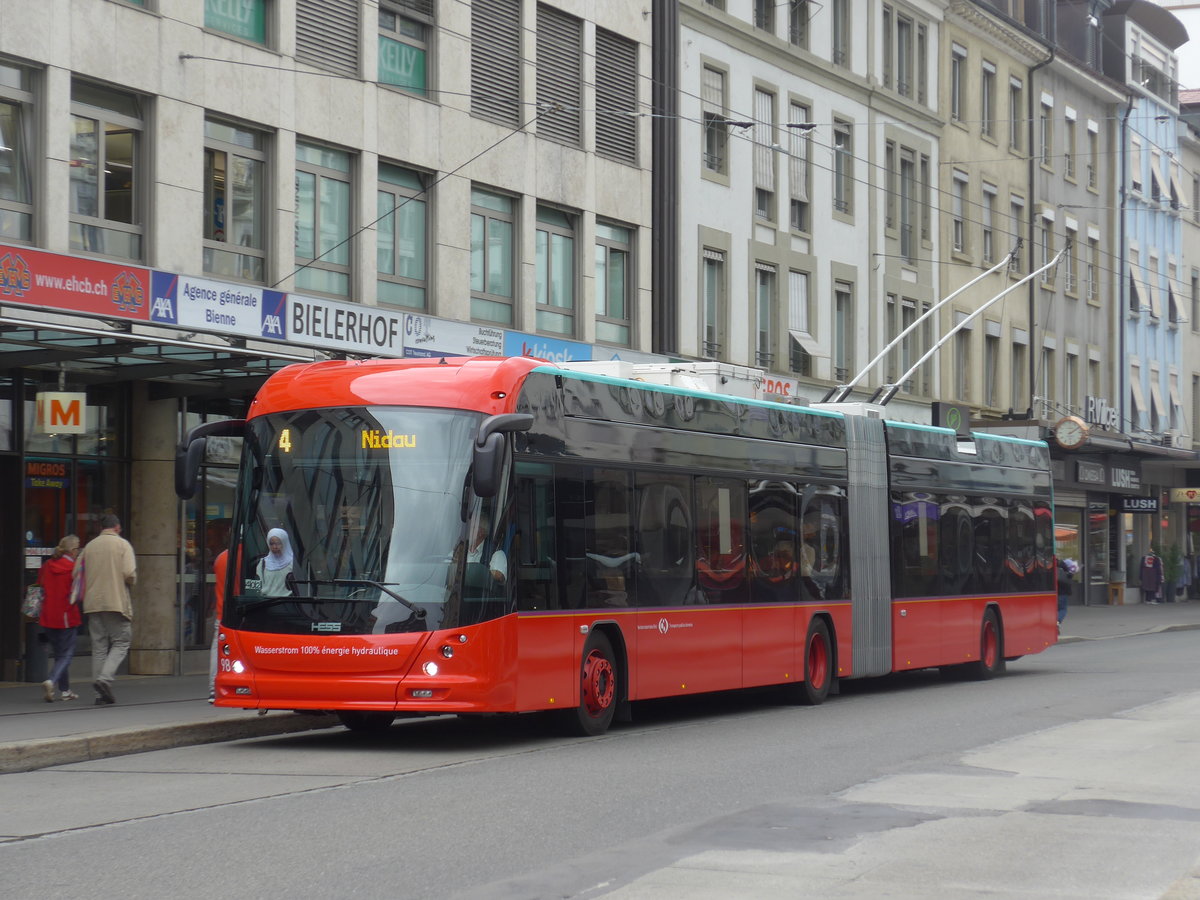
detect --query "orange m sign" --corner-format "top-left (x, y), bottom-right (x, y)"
top-left (35, 391), bottom-right (88, 435)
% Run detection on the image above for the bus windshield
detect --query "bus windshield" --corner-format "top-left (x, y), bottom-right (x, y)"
top-left (226, 406), bottom-right (512, 636)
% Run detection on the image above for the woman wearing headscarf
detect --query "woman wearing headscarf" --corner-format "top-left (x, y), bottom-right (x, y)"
top-left (38, 534), bottom-right (83, 702)
top-left (257, 527), bottom-right (294, 597)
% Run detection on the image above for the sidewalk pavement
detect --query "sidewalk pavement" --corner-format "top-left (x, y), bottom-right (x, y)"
top-left (3, 600), bottom-right (1200, 775)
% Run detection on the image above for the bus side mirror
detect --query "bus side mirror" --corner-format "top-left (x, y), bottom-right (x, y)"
top-left (176, 419), bottom-right (246, 500)
top-left (472, 413), bottom-right (533, 498)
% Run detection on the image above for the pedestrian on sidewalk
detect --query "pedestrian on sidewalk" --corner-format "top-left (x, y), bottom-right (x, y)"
top-left (1057, 557), bottom-right (1076, 631)
top-left (208, 548), bottom-right (228, 703)
top-left (1139, 549), bottom-right (1164, 605)
top-left (76, 514), bottom-right (137, 706)
top-left (37, 534), bottom-right (82, 702)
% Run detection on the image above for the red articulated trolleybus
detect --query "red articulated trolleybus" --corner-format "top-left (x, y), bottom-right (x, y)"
top-left (176, 355), bottom-right (1057, 735)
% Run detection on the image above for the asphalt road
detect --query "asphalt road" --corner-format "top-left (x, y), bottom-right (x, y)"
top-left (3, 633), bottom-right (1200, 899)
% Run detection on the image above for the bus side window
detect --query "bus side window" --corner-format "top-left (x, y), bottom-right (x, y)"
top-left (635, 473), bottom-right (696, 607)
top-left (513, 463), bottom-right (559, 611)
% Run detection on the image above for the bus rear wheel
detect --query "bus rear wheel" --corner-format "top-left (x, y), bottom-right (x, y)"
top-left (966, 609), bottom-right (1005, 681)
top-left (565, 631), bottom-right (618, 736)
top-left (798, 618), bottom-right (833, 705)
top-left (337, 711), bottom-right (396, 733)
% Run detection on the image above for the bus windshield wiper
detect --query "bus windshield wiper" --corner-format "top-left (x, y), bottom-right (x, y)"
top-left (331, 578), bottom-right (427, 620)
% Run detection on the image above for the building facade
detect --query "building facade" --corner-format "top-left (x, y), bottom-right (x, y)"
top-left (0, 0), bottom-right (656, 680)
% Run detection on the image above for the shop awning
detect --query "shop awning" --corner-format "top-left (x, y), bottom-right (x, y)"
top-left (0, 306), bottom-right (316, 398)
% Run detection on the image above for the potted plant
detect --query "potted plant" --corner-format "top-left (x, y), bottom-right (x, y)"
top-left (1160, 543), bottom-right (1184, 602)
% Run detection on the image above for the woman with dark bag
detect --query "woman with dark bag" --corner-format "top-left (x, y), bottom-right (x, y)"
top-left (38, 535), bottom-right (83, 702)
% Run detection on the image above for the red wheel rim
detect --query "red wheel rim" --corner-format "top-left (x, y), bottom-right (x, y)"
top-left (982, 619), bottom-right (998, 668)
top-left (807, 632), bottom-right (829, 690)
top-left (582, 649), bottom-right (615, 717)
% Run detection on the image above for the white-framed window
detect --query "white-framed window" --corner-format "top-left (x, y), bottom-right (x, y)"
top-left (984, 329), bottom-right (1000, 407)
top-left (982, 183), bottom-right (997, 264)
top-left (0, 59), bottom-right (35, 242)
top-left (70, 80), bottom-right (145, 260)
top-left (1064, 224), bottom-right (1077, 294)
top-left (833, 120), bottom-right (853, 215)
top-left (833, 280), bottom-right (853, 382)
top-left (1087, 235), bottom-right (1099, 302)
top-left (882, 6), bottom-right (915, 98)
top-left (1039, 98), bottom-right (1053, 167)
top-left (379, 0), bottom-right (433, 97)
top-left (1011, 335), bottom-right (1028, 412)
top-left (1065, 351), bottom-right (1078, 413)
top-left (595, 222), bottom-right (632, 346)
top-left (1009, 194), bottom-right (1025, 274)
top-left (831, 0), bottom-right (849, 67)
top-left (788, 269), bottom-right (814, 376)
top-left (376, 162), bottom-right (427, 309)
top-left (1131, 138), bottom-right (1143, 193)
top-left (702, 248), bottom-right (725, 359)
top-left (919, 154), bottom-right (930, 242)
top-left (789, 0), bottom-right (809, 48)
top-left (753, 87), bottom-right (776, 221)
top-left (294, 142), bottom-right (352, 297)
top-left (1064, 111), bottom-right (1077, 180)
top-left (952, 170), bottom-right (968, 253)
top-left (1009, 77), bottom-right (1023, 152)
top-left (754, 0), bottom-right (774, 32)
top-left (755, 263), bottom-right (777, 368)
top-left (981, 62), bottom-right (996, 137)
top-left (470, 187), bottom-right (516, 324)
top-left (535, 205), bottom-right (576, 336)
top-left (899, 148), bottom-right (915, 261)
top-left (702, 66), bottom-right (728, 175)
top-left (203, 117), bottom-right (267, 282)
top-left (885, 141), bottom-right (897, 229)
top-left (788, 101), bottom-right (811, 233)
top-left (950, 44), bottom-right (966, 122)
top-left (954, 318), bottom-right (971, 399)
top-left (1087, 123), bottom-right (1099, 189)
top-left (1040, 213), bottom-right (1055, 285)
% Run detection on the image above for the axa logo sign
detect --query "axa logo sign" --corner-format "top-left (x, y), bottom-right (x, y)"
top-left (0, 252), bottom-right (32, 298)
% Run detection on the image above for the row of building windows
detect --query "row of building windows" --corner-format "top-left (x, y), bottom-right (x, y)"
top-left (0, 63), bottom-right (637, 342)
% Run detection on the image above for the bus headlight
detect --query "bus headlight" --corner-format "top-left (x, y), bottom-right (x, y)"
top-left (422, 661), bottom-right (439, 676)
top-left (440, 645), bottom-right (454, 659)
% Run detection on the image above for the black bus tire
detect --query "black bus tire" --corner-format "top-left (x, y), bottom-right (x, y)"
top-left (565, 631), bottom-right (619, 736)
top-left (966, 608), bottom-right (1005, 681)
top-left (337, 711), bottom-right (396, 733)
top-left (799, 618), bottom-right (833, 705)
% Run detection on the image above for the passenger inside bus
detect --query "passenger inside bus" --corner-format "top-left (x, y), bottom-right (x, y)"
top-left (257, 528), bottom-right (294, 597)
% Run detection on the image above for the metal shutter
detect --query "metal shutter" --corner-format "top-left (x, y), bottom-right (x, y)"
top-left (471, 0), bottom-right (522, 127)
top-left (296, 0), bottom-right (360, 77)
top-left (595, 28), bottom-right (637, 165)
top-left (535, 4), bottom-right (582, 147)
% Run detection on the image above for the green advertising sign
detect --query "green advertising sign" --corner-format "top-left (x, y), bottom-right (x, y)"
top-left (379, 36), bottom-right (426, 95)
top-left (206, 0), bottom-right (266, 45)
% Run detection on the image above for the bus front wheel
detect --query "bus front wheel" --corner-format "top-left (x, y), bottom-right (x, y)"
top-left (565, 631), bottom-right (618, 736)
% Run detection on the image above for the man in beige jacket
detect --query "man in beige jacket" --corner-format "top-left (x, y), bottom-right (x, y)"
top-left (76, 514), bottom-right (136, 705)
